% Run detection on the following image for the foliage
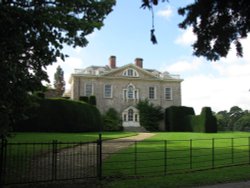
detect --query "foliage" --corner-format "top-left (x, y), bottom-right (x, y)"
top-left (137, 99), bottom-right (164, 131)
top-left (165, 106), bottom-right (195, 132)
top-left (13, 98), bottom-right (102, 132)
top-left (79, 96), bottom-right (89, 103)
top-left (89, 95), bottom-right (97, 106)
top-left (165, 106), bottom-right (217, 133)
top-left (142, 0), bottom-right (250, 61)
top-left (0, 0), bottom-right (115, 137)
top-left (103, 108), bottom-right (123, 131)
top-left (234, 114), bottom-right (250, 131)
top-left (53, 65), bottom-right (65, 96)
top-left (215, 106), bottom-right (249, 131)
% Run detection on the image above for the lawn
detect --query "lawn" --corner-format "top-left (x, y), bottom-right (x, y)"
top-left (103, 132), bottom-right (250, 187)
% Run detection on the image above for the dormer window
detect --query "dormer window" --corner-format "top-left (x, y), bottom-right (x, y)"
top-left (123, 68), bottom-right (139, 77)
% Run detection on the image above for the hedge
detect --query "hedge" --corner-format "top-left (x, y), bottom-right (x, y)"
top-left (165, 106), bottom-right (217, 133)
top-left (14, 98), bottom-right (102, 132)
top-left (165, 106), bottom-right (195, 132)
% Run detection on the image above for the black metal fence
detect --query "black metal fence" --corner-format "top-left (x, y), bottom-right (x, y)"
top-left (102, 137), bottom-right (250, 177)
top-left (0, 139), bottom-right (99, 185)
top-left (1, 136), bottom-right (250, 185)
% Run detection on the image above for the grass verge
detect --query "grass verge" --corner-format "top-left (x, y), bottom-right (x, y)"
top-left (104, 165), bottom-right (250, 188)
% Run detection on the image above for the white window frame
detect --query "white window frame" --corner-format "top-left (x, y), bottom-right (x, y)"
top-left (123, 68), bottom-right (139, 77)
top-left (123, 83), bottom-right (139, 100)
top-left (104, 84), bottom-right (112, 98)
top-left (165, 87), bottom-right (172, 100)
top-left (128, 109), bottom-right (134, 121)
top-left (85, 83), bottom-right (93, 96)
top-left (149, 86), bottom-right (156, 99)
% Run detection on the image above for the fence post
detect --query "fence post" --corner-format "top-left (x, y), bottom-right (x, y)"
top-left (164, 140), bottom-right (167, 175)
top-left (134, 141), bottom-right (137, 175)
top-left (97, 133), bottom-right (102, 180)
top-left (249, 137), bottom-right (250, 165)
top-left (231, 138), bottom-right (234, 164)
top-left (52, 140), bottom-right (58, 181)
top-left (190, 139), bottom-right (193, 169)
top-left (212, 138), bottom-right (215, 169)
top-left (0, 138), bottom-right (7, 186)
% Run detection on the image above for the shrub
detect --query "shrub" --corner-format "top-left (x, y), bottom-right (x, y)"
top-left (165, 106), bottom-right (195, 132)
top-left (137, 99), bottom-right (163, 131)
top-left (103, 108), bottom-right (123, 131)
top-left (79, 96), bottom-right (89, 103)
top-left (89, 95), bottom-right (97, 106)
top-left (165, 106), bottom-right (217, 133)
top-left (14, 98), bottom-right (102, 132)
top-left (185, 107), bottom-right (217, 133)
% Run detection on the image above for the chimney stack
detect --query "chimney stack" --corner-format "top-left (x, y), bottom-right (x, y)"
top-left (109, 55), bottom-right (116, 69)
top-left (135, 58), bottom-right (143, 68)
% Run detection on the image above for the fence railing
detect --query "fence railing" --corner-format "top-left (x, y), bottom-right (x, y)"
top-left (0, 140), bottom-right (99, 185)
top-left (102, 137), bottom-right (250, 177)
top-left (1, 136), bottom-right (250, 185)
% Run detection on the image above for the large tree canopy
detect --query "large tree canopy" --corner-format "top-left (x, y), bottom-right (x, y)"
top-left (0, 0), bottom-right (115, 137)
top-left (142, 0), bottom-right (250, 61)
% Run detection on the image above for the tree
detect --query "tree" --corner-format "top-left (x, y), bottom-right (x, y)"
top-left (102, 108), bottom-right (123, 131)
top-left (54, 65), bottom-right (65, 96)
top-left (228, 106), bottom-right (245, 131)
top-left (234, 114), bottom-right (250, 131)
top-left (0, 0), bottom-right (115, 137)
top-left (142, 0), bottom-right (250, 61)
top-left (216, 110), bottom-right (230, 131)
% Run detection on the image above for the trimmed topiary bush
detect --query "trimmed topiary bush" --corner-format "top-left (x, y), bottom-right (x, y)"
top-left (165, 106), bottom-right (195, 132)
top-left (14, 98), bottom-right (102, 132)
top-left (79, 96), bottom-right (89, 103)
top-left (89, 95), bottom-right (97, 106)
top-left (165, 106), bottom-right (217, 133)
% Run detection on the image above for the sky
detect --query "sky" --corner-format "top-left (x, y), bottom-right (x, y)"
top-left (45, 0), bottom-right (250, 114)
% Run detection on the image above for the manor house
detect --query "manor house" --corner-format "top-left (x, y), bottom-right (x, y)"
top-left (69, 56), bottom-right (183, 129)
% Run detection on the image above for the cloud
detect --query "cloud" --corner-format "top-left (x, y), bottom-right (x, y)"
top-left (180, 37), bottom-right (250, 113)
top-left (175, 27), bottom-right (196, 46)
top-left (165, 58), bottom-right (202, 73)
top-left (156, 6), bottom-right (173, 20)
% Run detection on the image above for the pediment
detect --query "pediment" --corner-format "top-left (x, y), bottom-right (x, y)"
top-left (101, 64), bottom-right (158, 79)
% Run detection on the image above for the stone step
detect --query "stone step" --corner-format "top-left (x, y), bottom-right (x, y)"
top-left (123, 126), bottom-right (148, 132)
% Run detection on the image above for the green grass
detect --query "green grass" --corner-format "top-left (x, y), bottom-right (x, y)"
top-left (3, 132), bottom-right (138, 184)
top-left (104, 165), bottom-right (250, 188)
top-left (102, 132), bottom-right (250, 187)
top-left (8, 132), bottom-right (137, 143)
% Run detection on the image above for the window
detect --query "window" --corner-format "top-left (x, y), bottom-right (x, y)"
top-left (165, 87), bottom-right (172, 100)
top-left (123, 114), bottom-right (127, 121)
top-left (123, 84), bottom-right (139, 100)
top-left (127, 85), bottom-right (134, 99)
top-left (122, 107), bottom-right (140, 123)
top-left (128, 69), bottom-right (133, 76)
top-left (135, 114), bottom-right (138, 122)
top-left (128, 109), bottom-right (133, 121)
top-left (149, 87), bottom-right (155, 99)
top-left (85, 84), bottom-right (93, 96)
top-left (123, 68), bottom-right (139, 77)
top-left (104, 84), bottom-right (112, 98)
